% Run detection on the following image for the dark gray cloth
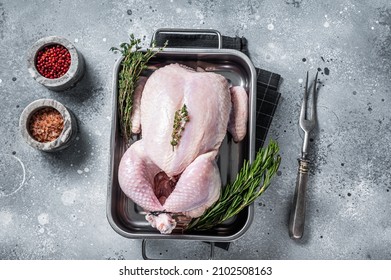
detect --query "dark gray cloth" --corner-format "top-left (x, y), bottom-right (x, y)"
top-left (153, 32), bottom-right (281, 152)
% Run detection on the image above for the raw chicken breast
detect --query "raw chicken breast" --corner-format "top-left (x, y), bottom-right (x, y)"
top-left (130, 76), bottom-right (148, 134)
top-left (140, 64), bottom-right (232, 176)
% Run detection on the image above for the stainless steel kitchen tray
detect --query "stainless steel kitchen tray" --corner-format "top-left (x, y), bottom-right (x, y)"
top-left (107, 45), bottom-right (257, 243)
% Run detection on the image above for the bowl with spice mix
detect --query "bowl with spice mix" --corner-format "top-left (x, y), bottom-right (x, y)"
top-left (19, 99), bottom-right (78, 152)
top-left (27, 36), bottom-right (85, 91)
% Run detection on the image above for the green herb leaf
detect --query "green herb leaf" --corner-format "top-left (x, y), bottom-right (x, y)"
top-left (171, 103), bottom-right (190, 150)
top-left (185, 139), bottom-right (281, 231)
top-left (111, 35), bottom-right (166, 143)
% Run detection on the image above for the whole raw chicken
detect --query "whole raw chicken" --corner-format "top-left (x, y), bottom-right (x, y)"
top-left (118, 63), bottom-right (248, 234)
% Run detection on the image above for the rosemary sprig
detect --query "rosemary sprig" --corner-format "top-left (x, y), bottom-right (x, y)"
top-left (110, 34), bottom-right (165, 143)
top-left (185, 139), bottom-right (281, 231)
top-left (171, 104), bottom-right (190, 150)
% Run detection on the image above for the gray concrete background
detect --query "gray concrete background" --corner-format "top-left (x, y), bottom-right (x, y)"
top-left (0, 0), bottom-right (390, 260)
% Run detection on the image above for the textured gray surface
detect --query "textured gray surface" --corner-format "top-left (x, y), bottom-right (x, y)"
top-left (0, 0), bottom-right (390, 260)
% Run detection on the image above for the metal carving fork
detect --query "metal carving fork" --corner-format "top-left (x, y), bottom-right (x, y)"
top-left (289, 71), bottom-right (318, 240)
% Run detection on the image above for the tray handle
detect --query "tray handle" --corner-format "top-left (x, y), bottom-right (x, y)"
top-left (151, 28), bottom-right (222, 49)
top-left (141, 239), bottom-right (215, 260)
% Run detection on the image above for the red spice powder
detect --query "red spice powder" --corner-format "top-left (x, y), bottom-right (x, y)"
top-left (29, 107), bottom-right (64, 143)
top-left (35, 44), bottom-right (71, 79)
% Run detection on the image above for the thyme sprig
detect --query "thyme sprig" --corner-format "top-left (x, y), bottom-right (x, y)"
top-left (186, 139), bottom-right (281, 231)
top-left (110, 34), bottom-right (165, 143)
top-left (170, 104), bottom-right (190, 150)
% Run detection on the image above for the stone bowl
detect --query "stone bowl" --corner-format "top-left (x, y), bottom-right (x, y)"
top-left (19, 99), bottom-right (78, 152)
top-left (27, 36), bottom-right (85, 91)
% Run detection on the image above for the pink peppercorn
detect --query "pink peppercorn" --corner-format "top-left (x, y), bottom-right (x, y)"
top-left (35, 44), bottom-right (71, 79)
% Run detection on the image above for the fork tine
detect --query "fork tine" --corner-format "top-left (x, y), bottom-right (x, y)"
top-left (311, 72), bottom-right (318, 121)
top-left (305, 71), bottom-right (309, 93)
top-left (300, 71), bottom-right (309, 121)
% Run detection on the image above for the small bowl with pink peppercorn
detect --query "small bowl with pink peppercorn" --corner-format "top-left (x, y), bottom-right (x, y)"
top-left (27, 36), bottom-right (85, 91)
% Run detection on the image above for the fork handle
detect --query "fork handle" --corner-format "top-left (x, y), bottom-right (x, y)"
top-left (289, 158), bottom-right (310, 240)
